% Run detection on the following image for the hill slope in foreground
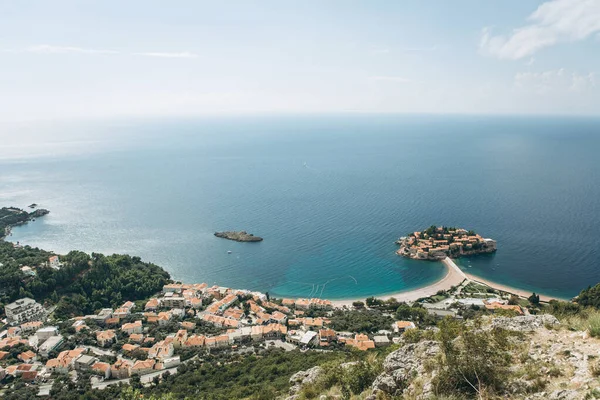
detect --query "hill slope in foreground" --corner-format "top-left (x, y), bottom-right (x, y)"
top-left (286, 314), bottom-right (600, 400)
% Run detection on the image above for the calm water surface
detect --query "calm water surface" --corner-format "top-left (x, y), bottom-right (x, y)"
top-left (2, 115), bottom-right (599, 299)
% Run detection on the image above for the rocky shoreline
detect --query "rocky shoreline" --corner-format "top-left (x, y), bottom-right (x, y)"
top-left (0, 206), bottom-right (49, 239)
top-left (214, 230), bottom-right (263, 242)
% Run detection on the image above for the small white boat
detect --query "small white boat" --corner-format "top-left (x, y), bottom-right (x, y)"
top-left (227, 250), bottom-right (232, 254)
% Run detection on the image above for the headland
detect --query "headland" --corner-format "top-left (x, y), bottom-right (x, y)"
top-left (0, 206), bottom-right (49, 239)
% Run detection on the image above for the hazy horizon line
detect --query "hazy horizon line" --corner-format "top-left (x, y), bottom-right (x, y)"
top-left (2, 110), bottom-right (600, 126)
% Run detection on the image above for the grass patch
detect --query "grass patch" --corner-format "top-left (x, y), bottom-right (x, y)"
top-left (555, 307), bottom-right (600, 336)
top-left (590, 361), bottom-right (600, 377)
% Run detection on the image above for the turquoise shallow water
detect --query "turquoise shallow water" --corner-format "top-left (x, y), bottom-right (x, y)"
top-left (2, 115), bottom-right (599, 299)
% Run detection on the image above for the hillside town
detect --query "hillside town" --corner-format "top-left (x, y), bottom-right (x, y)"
top-left (0, 281), bottom-right (409, 394)
top-left (0, 253), bottom-right (528, 396)
top-left (396, 225), bottom-right (497, 260)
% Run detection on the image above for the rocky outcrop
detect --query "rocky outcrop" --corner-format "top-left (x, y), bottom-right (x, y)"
top-left (30, 209), bottom-right (50, 218)
top-left (368, 315), bottom-right (569, 400)
top-left (489, 314), bottom-right (560, 331)
top-left (370, 340), bottom-right (440, 399)
top-left (284, 314), bottom-right (600, 400)
top-left (287, 366), bottom-right (323, 399)
top-left (214, 231), bottom-right (263, 242)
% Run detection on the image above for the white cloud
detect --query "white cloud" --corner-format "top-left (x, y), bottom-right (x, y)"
top-left (368, 76), bottom-right (413, 83)
top-left (525, 57), bottom-right (535, 67)
top-left (514, 68), bottom-right (596, 93)
top-left (571, 72), bottom-right (596, 91)
top-left (480, 0), bottom-right (600, 59)
top-left (26, 45), bottom-right (118, 54)
top-left (133, 51), bottom-right (198, 58)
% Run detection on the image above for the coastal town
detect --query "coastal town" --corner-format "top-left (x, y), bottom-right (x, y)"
top-left (0, 252), bottom-right (533, 397)
top-left (396, 225), bottom-right (497, 260)
top-left (0, 209), bottom-right (549, 398)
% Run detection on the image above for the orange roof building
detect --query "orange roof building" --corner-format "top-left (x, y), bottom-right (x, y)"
top-left (145, 298), bottom-right (159, 311)
top-left (129, 333), bottom-right (144, 343)
top-left (18, 350), bottom-right (37, 362)
top-left (131, 359), bottom-right (156, 375)
top-left (96, 330), bottom-right (116, 347)
top-left (122, 343), bottom-right (140, 352)
top-left (484, 302), bottom-right (524, 315)
top-left (345, 334), bottom-right (375, 351)
top-left (180, 321), bottom-right (196, 330)
top-left (184, 334), bottom-right (206, 347)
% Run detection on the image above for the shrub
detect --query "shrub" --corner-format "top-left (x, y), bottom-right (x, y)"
top-left (432, 318), bottom-right (512, 397)
top-left (340, 361), bottom-right (380, 397)
top-left (588, 313), bottom-right (600, 337)
top-left (403, 328), bottom-right (422, 343)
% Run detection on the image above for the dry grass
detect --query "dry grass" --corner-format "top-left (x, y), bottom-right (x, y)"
top-left (558, 308), bottom-right (600, 336)
top-left (589, 360), bottom-right (600, 377)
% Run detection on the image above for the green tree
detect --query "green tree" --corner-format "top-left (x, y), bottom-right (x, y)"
top-left (528, 292), bottom-right (540, 305)
top-left (352, 301), bottom-right (365, 309)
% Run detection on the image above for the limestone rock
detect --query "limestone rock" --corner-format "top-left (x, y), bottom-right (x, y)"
top-left (490, 314), bottom-right (560, 331)
top-left (289, 366), bottom-right (323, 395)
top-left (547, 389), bottom-right (580, 400)
top-left (371, 340), bottom-right (439, 398)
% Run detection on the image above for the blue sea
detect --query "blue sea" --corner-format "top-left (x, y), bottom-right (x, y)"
top-left (2, 115), bottom-right (599, 300)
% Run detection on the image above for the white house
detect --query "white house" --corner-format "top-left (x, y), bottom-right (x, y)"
top-left (49, 256), bottom-right (61, 270)
top-left (5, 298), bottom-right (45, 325)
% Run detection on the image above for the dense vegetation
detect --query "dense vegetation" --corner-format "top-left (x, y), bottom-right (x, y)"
top-left (0, 240), bottom-right (170, 319)
top-left (328, 309), bottom-right (394, 333)
top-left (148, 349), bottom-right (351, 399)
top-left (3, 349), bottom-right (351, 400)
top-left (576, 283), bottom-right (600, 308)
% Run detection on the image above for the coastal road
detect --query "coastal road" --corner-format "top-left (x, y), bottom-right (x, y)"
top-left (140, 367), bottom-right (178, 384)
top-left (90, 367), bottom-right (178, 390)
top-left (92, 377), bottom-right (130, 390)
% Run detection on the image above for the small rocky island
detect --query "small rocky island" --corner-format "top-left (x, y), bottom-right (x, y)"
top-left (396, 225), bottom-right (496, 260)
top-left (214, 231), bottom-right (263, 242)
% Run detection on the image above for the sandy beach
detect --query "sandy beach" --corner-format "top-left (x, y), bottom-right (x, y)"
top-left (330, 257), bottom-right (467, 307)
top-left (330, 257), bottom-right (565, 307)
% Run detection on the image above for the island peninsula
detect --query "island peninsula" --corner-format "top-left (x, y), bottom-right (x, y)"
top-left (396, 225), bottom-right (496, 260)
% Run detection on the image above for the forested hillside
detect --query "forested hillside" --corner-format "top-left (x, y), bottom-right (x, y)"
top-left (0, 240), bottom-right (170, 319)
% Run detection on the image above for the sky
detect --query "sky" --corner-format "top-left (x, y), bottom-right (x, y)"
top-left (0, 0), bottom-right (599, 121)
